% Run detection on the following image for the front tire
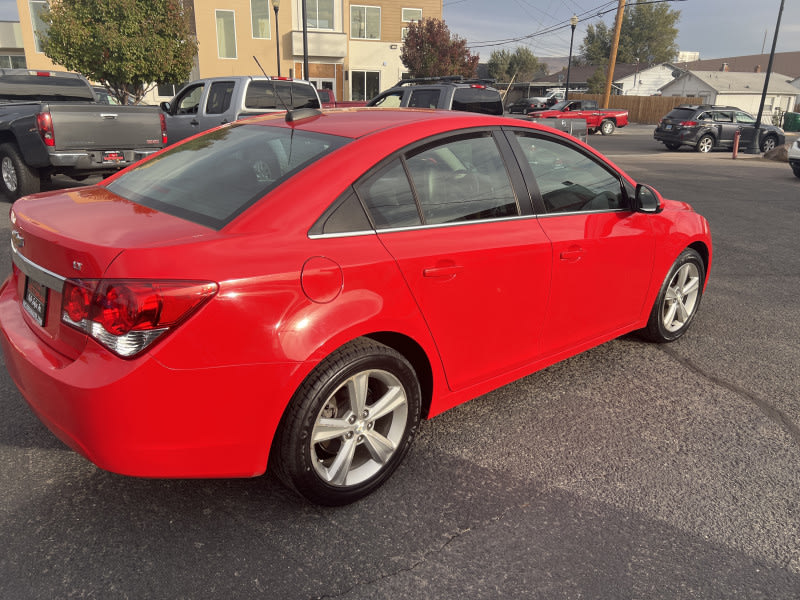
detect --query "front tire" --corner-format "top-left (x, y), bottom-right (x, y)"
top-left (272, 339), bottom-right (421, 506)
top-left (695, 134), bottom-right (714, 153)
top-left (759, 135), bottom-right (778, 153)
top-left (641, 248), bottom-right (705, 343)
top-left (600, 120), bottom-right (616, 135)
top-left (792, 164), bottom-right (800, 179)
top-left (0, 143), bottom-right (40, 200)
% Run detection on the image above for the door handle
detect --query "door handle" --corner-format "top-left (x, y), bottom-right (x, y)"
top-left (423, 265), bottom-right (464, 278)
top-left (559, 247), bottom-right (585, 262)
top-left (190, 119), bottom-right (199, 126)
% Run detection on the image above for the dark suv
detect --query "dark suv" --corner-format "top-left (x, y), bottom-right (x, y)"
top-left (366, 76), bottom-right (504, 115)
top-left (654, 105), bottom-right (785, 153)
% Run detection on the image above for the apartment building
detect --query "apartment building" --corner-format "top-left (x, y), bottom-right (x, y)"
top-left (15, 0), bottom-right (442, 102)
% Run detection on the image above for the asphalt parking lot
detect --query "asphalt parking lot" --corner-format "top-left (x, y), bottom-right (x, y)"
top-left (1, 124), bottom-right (799, 599)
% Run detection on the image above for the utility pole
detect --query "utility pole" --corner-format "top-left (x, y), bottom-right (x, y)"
top-left (602, 0), bottom-right (626, 109)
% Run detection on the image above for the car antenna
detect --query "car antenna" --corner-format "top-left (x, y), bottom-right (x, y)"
top-left (253, 55), bottom-right (321, 123)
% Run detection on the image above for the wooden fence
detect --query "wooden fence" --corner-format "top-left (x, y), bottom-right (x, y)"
top-left (571, 94), bottom-right (700, 124)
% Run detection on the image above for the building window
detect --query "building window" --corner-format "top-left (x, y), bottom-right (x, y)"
top-left (251, 0), bottom-right (271, 38)
top-left (307, 0), bottom-right (334, 30)
top-left (350, 6), bottom-right (380, 40)
top-left (29, 0), bottom-right (49, 53)
top-left (351, 70), bottom-right (380, 101)
top-left (402, 8), bottom-right (422, 22)
top-left (216, 10), bottom-right (237, 59)
top-left (0, 55), bottom-right (27, 69)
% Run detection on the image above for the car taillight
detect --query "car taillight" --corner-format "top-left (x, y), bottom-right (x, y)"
top-left (680, 121), bottom-right (698, 127)
top-left (36, 112), bottom-right (55, 147)
top-left (159, 113), bottom-right (168, 145)
top-left (61, 279), bottom-right (218, 358)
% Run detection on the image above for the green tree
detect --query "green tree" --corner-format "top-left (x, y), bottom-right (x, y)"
top-left (487, 47), bottom-right (547, 82)
top-left (41, 0), bottom-right (197, 104)
top-left (487, 49), bottom-right (512, 81)
top-left (579, 0), bottom-right (680, 65)
top-left (401, 18), bottom-right (479, 78)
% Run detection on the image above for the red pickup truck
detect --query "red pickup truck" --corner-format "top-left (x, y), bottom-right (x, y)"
top-left (533, 99), bottom-right (629, 135)
top-left (315, 89), bottom-right (367, 108)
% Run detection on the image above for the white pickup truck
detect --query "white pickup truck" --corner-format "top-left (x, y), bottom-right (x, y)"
top-left (160, 76), bottom-right (321, 144)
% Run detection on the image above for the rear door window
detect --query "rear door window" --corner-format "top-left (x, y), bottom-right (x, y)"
top-left (206, 81), bottom-right (235, 114)
top-left (245, 81), bottom-right (320, 110)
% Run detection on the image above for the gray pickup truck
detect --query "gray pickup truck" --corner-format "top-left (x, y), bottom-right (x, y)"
top-left (0, 69), bottom-right (166, 199)
top-left (160, 76), bottom-right (321, 144)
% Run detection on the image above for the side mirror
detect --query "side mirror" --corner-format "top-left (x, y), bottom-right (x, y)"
top-left (160, 101), bottom-right (172, 113)
top-left (635, 183), bottom-right (663, 213)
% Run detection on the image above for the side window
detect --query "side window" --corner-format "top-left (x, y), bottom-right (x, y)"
top-left (405, 133), bottom-right (518, 225)
top-left (514, 133), bottom-right (625, 214)
top-left (452, 88), bottom-right (503, 115)
top-left (175, 84), bottom-right (205, 114)
top-left (735, 111), bottom-right (755, 124)
top-left (356, 159), bottom-right (421, 229)
top-left (370, 91), bottom-right (403, 107)
top-left (408, 89), bottom-right (440, 109)
top-left (714, 111), bottom-right (733, 123)
top-left (698, 112), bottom-right (712, 121)
top-left (206, 81), bottom-right (235, 115)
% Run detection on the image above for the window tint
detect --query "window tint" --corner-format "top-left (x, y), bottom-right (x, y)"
top-left (357, 160), bottom-right (421, 229)
top-left (206, 81), bottom-right (235, 114)
top-left (735, 111), bottom-right (756, 124)
top-left (666, 108), bottom-right (698, 120)
top-left (515, 134), bottom-right (624, 213)
top-left (452, 87), bottom-right (504, 115)
top-left (405, 134), bottom-right (518, 224)
top-left (106, 125), bottom-right (348, 229)
top-left (245, 81), bottom-right (319, 110)
top-left (408, 89), bottom-right (440, 108)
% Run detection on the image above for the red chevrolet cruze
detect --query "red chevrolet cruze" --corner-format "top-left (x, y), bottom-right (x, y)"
top-left (0, 108), bottom-right (711, 505)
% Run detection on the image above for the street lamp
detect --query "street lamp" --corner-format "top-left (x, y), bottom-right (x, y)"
top-left (565, 15), bottom-right (578, 101)
top-left (272, 0), bottom-right (281, 76)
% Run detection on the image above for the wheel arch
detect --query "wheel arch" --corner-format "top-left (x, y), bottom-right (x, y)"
top-left (688, 240), bottom-right (711, 285)
top-left (365, 331), bottom-right (434, 420)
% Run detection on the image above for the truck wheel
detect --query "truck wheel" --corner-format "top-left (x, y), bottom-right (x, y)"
top-left (0, 143), bottom-right (40, 200)
top-left (600, 120), bottom-right (616, 135)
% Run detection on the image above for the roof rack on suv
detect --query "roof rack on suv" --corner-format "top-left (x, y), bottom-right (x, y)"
top-left (393, 76), bottom-right (497, 88)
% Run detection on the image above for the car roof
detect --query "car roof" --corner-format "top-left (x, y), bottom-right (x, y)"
top-left (244, 107), bottom-right (517, 139)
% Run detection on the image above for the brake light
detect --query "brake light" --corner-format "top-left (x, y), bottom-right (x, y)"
top-left (61, 279), bottom-right (218, 358)
top-left (36, 112), bottom-right (55, 147)
top-left (470, 84), bottom-right (487, 89)
top-left (680, 121), bottom-right (698, 127)
top-left (159, 112), bottom-right (168, 145)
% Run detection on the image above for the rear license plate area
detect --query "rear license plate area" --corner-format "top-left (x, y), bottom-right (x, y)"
top-left (102, 150), bottom-right (125, 164)
top-left (665, 124), bottom-right (673, 130)
top-left (23, 276), bottom-right (48, 326)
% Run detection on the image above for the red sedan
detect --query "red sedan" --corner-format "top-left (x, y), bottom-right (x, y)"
top-left (0, 108), bottom-right (711, 505)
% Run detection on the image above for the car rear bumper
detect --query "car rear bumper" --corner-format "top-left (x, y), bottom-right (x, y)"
top-left (0, 273), bottom-right (292, 479)
top-left (653, 128), bottom-right (699, 145)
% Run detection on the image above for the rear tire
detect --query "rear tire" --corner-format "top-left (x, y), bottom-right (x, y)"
top-left (640, 248), bottom-right (705, 343)
top-left (0, 143), bottom-right (40, 200)
top-left (600, 120), bottom-right (616, 135)
top-left (272, 339), bottom-right (421, 506)
top-left (695, 134), bottom-right (714, 153)
top-left (792, 164), bottom-right (800, 179)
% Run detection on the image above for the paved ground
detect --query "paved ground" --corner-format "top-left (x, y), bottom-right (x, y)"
top-left (1, 126), bottom-right (799, 599)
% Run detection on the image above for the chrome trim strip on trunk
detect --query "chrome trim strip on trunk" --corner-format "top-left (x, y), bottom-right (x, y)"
top-left (11, 242), bottom-right (66, 291)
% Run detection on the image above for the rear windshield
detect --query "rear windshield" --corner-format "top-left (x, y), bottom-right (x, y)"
top-left (665, 108), bottom-right (699, 120)
top-left (452, 88), bottom-right (503, 115)
top-left (245, 81), bottom-right (320, 110)
top-left (0, 74), bottom-right (94, 102)
top-left (106, 123), bottom-right (348, 229)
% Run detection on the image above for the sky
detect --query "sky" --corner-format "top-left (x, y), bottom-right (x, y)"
top-left (1, 0), bottom-right (798, 61)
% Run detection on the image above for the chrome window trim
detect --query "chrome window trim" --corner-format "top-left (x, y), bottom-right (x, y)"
top-left (536, 207), bottom-right (629, 218)
top-left (11, 242), bottom-right (66, 291)
top-left (308, 229), bottom-right (377, 240)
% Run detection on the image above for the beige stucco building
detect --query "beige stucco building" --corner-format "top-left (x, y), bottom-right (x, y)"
top-left (14, 0), bottom-right (441, 102)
